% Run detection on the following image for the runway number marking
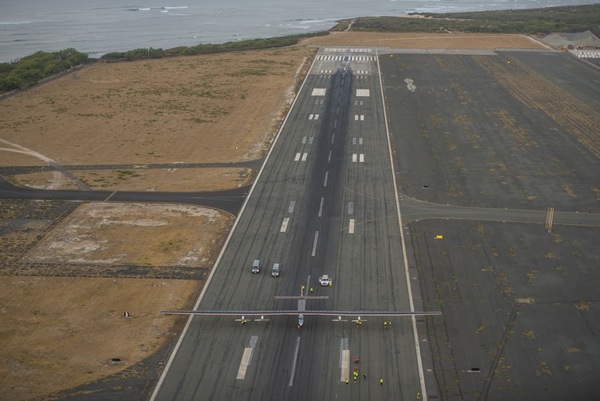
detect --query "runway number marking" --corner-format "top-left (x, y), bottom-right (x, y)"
top-left (280, 218), bottom-right (290, 233)
top-left (359, 154), bottom-right (365, 163)
top-left (294, 152), bottom-right (301, 161)
top-left (301, 152), bottom-right (308, 162)
top-left (236, 336), bottom-right (258, 380)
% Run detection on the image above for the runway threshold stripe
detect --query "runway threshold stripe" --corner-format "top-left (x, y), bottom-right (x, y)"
top-left (280, 217), bottom-right (290, 233)
top-left (359, 154), bottom-right (365, 163)
top-left (311, 231), bottom-right (319, 257)
top-left (302, 152), bottom-right (308, 162)
top-left (294, 152), bottom-right (301, 161)
top-left (288, 336), bottom-right (301, 387)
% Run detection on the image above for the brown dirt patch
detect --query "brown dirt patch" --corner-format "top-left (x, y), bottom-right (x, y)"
top-left (0, 276), bottom-right (197, 401)
top-left (26, 203), bottom-right (233, 267)
top-left (302, 31), bottom-right (547, 50)
top-left (15, 167), bottom-right (252, 192)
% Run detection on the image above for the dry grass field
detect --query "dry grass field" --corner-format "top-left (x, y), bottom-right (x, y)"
top-left (0, 33), bottom-right (554, 400)
top-left (301, 31), bottom-right (548, 50)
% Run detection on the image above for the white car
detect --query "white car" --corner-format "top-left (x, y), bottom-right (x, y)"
top-left (319, 275), bottom-right (332, 287)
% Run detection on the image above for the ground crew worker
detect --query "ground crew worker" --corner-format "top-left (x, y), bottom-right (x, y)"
top-left (310, 287), bottom-right (314, 293)
top-left (417, 391), bottom-right (422, 399)
top-left (355, 356), bottom-right (360, 364)
top-left (363, 372), bottom-right (367, 379)
top-left (380, 378), bottom-right (384, 386)
top-left (345, 378), bottom-right (348, 385)
top-left (383, 321), bottom-right (387, 328)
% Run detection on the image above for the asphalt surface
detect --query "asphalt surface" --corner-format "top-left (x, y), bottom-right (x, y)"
top-left (0, 175), bottom-right (249, 216)
top-left (151, 48), bottom-right (432, 401)
top-left (380, 49), bottom-right (600, 400)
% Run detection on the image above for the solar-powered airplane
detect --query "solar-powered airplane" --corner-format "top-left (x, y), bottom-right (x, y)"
top-left (162, 275), bottom-right (442, 328)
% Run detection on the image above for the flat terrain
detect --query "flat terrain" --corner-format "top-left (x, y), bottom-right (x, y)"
top-left (0, 46), bottom-right (312, 401)
top-left (1, 31), bottom-right (598, 401)
top-left (380, 49), bottom-right (600, 399)
top-left (302, 32), bottom-right (548, 50)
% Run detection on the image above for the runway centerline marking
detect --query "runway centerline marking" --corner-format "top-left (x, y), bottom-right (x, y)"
top-left (288, 336), bottom-right (301, 387)
top-left (323, 171), bottom-right (329, 187)
top-left (331, 132), bottom-right (335, 144)
top-left (318, 197), bottom-right (325, 217)
top-left (311, 231), bottom-right (319, 257)
top-left (328, 150), bottom-right (332, 163)
top-left (236, 335), bottom-right (258, 380)
top-left (288, 200), bottom-right (296, 213)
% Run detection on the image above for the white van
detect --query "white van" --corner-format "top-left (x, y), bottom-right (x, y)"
top-left (251, 259), bottom-right (260, 274)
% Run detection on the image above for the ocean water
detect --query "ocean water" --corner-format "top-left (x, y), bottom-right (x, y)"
top-left (0, 0), bottom-right (596, 62)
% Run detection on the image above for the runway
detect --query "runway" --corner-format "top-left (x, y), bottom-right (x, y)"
top-left (150, 48), bottom-right (433, 400)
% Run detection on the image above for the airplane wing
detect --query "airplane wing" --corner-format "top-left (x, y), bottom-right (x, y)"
top-left (161, 310), bottom-right (441, 317)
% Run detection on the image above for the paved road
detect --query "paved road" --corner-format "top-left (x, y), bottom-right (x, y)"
top-left (151, 48), bottom-right (432, 401)
top-left (0, 175), bottom-right (249, 216)
top-left (400, 195), bottom-right (600, 227)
